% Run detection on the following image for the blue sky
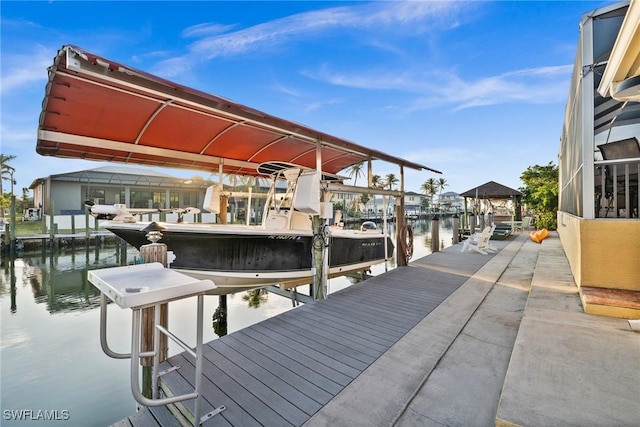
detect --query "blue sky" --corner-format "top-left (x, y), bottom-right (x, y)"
top-left (1, 0), bottom-right (616, 197)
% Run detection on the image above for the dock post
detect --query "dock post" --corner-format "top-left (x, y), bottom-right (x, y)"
top-left (431, 215), bottom-right (440, 253)
top-left (311, 215), bottom-right (326, 299)
top-left (396, 203), bottom-right (408, 266)
top-left (9, 195), bottom-right (16, 255)
top-left (49, 200), bottom-right (55, 250)
top-left (3, 222), bottom-right (9, 255)
top-left (452, 214), bottom-right (459, 244)
top-left (85, 206), bottom-right (90, 250)
top-left (219, 195), bottom-right (228, 224)
top-left (469, 212), bottom-right (475, 235)
top-left (139, 222), bottom-right (169, 399)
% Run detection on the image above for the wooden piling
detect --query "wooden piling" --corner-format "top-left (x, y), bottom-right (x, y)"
top-left (452, 214), bottom-right (460, 244)
top-left (396, 204), bottom-right (408, 266)
top-left (139, 238), bottom-right (169, 398)
top-left (431, 215), bottom-right (440, 253)
top-left (10, 195), bottom-right (16, 255)
top-left (140, 244), bottom-right (169, 362)
top-left (219, 195), bottom-right (228, 224)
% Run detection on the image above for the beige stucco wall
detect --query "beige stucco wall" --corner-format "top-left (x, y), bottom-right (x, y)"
top-left (558, 212), bottom-right (640, 291)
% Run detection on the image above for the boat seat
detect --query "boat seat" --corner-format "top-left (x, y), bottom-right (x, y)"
top-left (264, 210), bottom-right (289, 229)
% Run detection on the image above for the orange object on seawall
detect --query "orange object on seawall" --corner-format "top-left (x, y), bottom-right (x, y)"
top-left (529, 229), bottom-right (549, 243)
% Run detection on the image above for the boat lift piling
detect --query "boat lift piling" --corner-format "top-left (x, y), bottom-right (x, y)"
top-left (139, 222), bottom-right (170, 398)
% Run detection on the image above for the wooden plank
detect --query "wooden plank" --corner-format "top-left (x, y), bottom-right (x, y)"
top-left (126, 408), bottom-right (161, 427)
top-left (157, 359), bottom-right (231, 427)
top-left (309, 303), bottom-right (408, 339)
top-left (286, 308), bottom-right (397, 349)
top-left (248, 323), bottom-right (361, 379)
top-left (221, 335), bottom-right (335, 403)
top-left (237, 328), bottom-right (354, 388)
top-left (207, 341), bottom-right (323, 415)
top-left (198, 345), bottom-right (309, 426)
top-left (147, 404), bottom-right (189, 427)
top-left (109, 418), bottom-right (134, 427)
top-left (270, 314), bottom-right (384, 360)
top-left (168, 353), bottom-right (270, 427)
top-left (313, 296), bottom-right (421, 331)
top-left (260, 317), bottom-right (375, 368)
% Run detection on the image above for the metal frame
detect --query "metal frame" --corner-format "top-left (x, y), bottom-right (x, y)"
top-left (99, 292), bottom-right (224, 426)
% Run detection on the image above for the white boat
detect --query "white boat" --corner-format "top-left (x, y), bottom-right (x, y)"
top-left (95, 163), bottom-right (394, 295)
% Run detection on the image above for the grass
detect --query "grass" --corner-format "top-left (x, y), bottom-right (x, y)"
top-left (4, 220), bottom-right (105, 236)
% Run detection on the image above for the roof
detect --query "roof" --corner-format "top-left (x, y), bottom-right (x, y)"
top-left (36, 45), bottom-right (441, 179)
top-left (69, 165), bottom-right (176, 177)
top-left (586, 3), bottom-right (640, 137)
top-left (31, 165), bottom-right (206, 188)
top-left (597, 0), bottom-right (640, 101)
top-left (460, 181), bottom-right (522, 198)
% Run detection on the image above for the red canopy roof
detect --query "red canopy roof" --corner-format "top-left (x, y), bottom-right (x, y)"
top-left (37, 45), bottom-right (441, 178)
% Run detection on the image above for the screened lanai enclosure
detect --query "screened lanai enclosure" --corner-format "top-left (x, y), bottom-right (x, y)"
top-left (560, 1), bottom-right (640, 220)
top-left (558, 0), bottom-right (640, 319)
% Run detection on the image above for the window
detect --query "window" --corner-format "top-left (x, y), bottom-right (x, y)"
top-left (130, 190), bottom-right (150, 208)
top-left (152, 191), bottom-right (166, 209)
top-left (86, 188), bottom-right (105, 205)
top-left (170, 192), bottom-right (180, 208)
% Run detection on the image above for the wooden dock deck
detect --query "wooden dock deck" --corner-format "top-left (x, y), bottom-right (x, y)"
top-left (114, 242), bottom-right (498, 427)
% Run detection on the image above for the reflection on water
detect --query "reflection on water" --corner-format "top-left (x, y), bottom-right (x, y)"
top-left (0, 219), bottom-right (452, 426)
top-left (242, 288), bottom-right (270, 309)
top-left (4, 243), bottom-right (137, 315)
top-left (212, 295), bottom-right (228, 337)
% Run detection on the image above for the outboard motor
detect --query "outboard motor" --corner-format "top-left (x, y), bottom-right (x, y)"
top-left (360, 221), bottom-right (377, 232)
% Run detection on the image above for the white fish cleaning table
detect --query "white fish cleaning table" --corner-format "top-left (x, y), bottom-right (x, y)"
top-left (88, 262), bottom-right (224, 426)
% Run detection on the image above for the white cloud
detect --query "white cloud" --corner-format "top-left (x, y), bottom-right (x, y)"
top-left (182, 23), bottom-right (238, 38)
top-left (305, 64), bottom-right (573, 111)
top-left (153, 1), bottom-right (467, 77)
top-left (0, 45), bottom-right (52, 95)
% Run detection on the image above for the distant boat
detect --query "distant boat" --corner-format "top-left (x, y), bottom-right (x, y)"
top-left (94, 162), bottom-right (394, 295)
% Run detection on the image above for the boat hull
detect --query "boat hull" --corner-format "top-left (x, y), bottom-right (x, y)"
top-left (105, 222), bottom-right (394, 294)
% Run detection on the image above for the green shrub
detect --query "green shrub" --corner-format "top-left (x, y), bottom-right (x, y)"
top-left (535, 211), bottom-right (557, 230)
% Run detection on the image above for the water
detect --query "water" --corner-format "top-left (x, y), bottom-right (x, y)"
top-left (0, 219), bottom-right (453, 426)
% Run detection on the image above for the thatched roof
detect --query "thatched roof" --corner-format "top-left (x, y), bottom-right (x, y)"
top-left (460, 181), bottom-right (522, 198)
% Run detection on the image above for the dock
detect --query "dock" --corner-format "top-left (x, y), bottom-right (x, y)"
top-left (114, 232), bottom-right (639, 427)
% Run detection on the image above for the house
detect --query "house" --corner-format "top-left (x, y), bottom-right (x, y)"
top-left (403, 191), bottom-right (425, 216)
top-left (437, 191), bottom-right (464, 213)
top-left (30, 166), bottom-right (212, 216)
top-left (558, 1), bottom-right (640, 318)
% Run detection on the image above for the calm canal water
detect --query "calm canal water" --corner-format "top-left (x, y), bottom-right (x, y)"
top-left (1, 219), bottom-right (453, 426)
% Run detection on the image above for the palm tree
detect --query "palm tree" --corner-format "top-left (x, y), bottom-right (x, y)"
top-left (437, 178), bottom-right (448, 195)
top-left (347, 162), bottom-right (365, 215)
top-left (421, 178), bottom-right (438, 213)
top-left (1, 154), bottom-right (17, 219)
top-left (385, 173), bottom-right (398, 190)
top-left (437, 177), bottom-right (448, 211)
top-left (371, 174), bottom-right (382, 215)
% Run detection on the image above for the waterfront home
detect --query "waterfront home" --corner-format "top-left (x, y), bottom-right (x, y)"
top-left (29, 166), bottom-right (210, 215)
